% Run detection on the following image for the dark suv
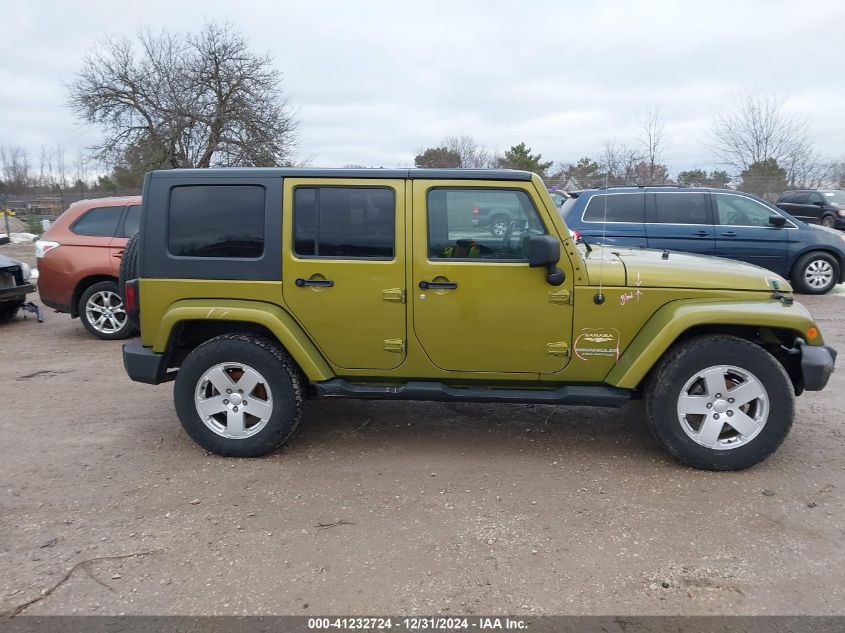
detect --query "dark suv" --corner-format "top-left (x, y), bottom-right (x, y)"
top-left (776, 190), bottom-right (845, 230)
top-left (562, 186), bottom-right (845, 294)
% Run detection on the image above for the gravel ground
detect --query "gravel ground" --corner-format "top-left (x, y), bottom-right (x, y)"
top-left (0, 241), bottom-right (843, 616)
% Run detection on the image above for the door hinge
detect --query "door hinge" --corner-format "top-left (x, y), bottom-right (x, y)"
top-left (548, 289), bottom-right (572, 304)
top-left (382, 288), bottom-right (405, 303)
top-left (546, 341), bottom-right (570, 357)
top-left (384, 338), bottom-right (405, 353)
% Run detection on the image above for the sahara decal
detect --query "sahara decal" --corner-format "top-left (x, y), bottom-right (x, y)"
top-left (574, 327), bottom-right (621, 361)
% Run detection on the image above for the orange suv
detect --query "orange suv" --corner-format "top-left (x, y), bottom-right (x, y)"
top-left (36, 196), bottom-right (142, 339)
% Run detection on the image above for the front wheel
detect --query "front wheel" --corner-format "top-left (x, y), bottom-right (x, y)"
top-left (645, 335), bottom-right (794, 471)
top-left (78, 281), bottom-right (136, 340)
top-left (791, 252), bottom-right (839, 294)
top-left (174, 334), bottom-right (304, 457)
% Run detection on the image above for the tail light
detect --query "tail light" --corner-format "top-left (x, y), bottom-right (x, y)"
top-left (124, 279), bottom-right (139, 316)
top-left (572, 230), bottom-right (581, 241)
top-left (472, 205), bottom-right (479, 216)
top-left (35, 240), bottom-right (60, 258)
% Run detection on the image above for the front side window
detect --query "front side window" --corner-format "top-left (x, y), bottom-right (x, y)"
top-left (652, 192), bottom-right (709, 225)
top-left (583, 193), bottom-right (643, 223)
top-left (715, 194), bottom-right (782, 227)
top-left (428, 188), bottom-right (546, 260)
top-left (169, 185), bottom-right (265, 258)
top-left (71, 206), bottom-right (124, 237)
top-left (293, 187), bottom-right (395, 258)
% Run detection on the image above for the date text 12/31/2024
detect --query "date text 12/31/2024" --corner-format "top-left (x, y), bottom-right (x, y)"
top-left (307, 617), bottom-right (528, 630)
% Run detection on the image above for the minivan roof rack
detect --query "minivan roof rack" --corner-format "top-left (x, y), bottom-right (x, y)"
top-left (595, 184), bottom-right (689, 190)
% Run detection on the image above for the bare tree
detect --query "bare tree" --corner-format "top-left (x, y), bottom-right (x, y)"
top-left (638, 107), bottom-right (667, 184)
top-left (599, 140), bottom-right (644, 185)
top-left (710, 92), bottom-right (812, 174)
top-left (67, 22), bottom-right (298, 170)
top-left (444, 135), bottom-right (492, 168)
top-left (0, 145), bottom-right (31, 192)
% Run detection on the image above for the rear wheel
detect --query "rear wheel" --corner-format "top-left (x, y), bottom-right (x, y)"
top-left (78, 281), bottom-right (135, 340)
top-left (791, 251), bottom-right (839, 294)
top-left (645, 335), bottom-right (794, 471)
top-left (821, 215), bottom-right (836, 229)
top-left (174, 334), bottom-right (304, 457)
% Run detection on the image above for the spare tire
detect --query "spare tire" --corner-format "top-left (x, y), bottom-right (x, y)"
top-left (119, 231), bottom-right (141, 328)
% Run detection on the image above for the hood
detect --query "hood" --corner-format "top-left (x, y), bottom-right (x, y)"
top-left (581, 246), bottom-right (789, 292)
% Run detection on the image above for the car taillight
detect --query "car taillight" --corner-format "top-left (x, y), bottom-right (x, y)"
top-left (124, 280), bottom-right (139, 315)
top-left (34, 240), bottom-right (60, 258)
top-left (572, 230), bottom-right (581, 241)
top-left (472, 206), bottom-right (479, 216)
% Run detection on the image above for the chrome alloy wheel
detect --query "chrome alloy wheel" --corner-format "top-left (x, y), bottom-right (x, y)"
top-left (676, 365), bottom-right (769, 450)
top-left (804, 259), bottom-right (834, 290)
top-left (491, 220), bottom-right (509, 237)
top-left (194, 362), bottom-right (274, 439)
top-left (85, 290), bottom-right (127, 334)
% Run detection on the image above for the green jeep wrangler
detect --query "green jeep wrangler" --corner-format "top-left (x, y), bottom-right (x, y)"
top-left (121, 168), bottom-right (837, 470)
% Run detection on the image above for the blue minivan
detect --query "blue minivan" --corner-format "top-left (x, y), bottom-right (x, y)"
top-left (561, 186), bottom-right (845, 294)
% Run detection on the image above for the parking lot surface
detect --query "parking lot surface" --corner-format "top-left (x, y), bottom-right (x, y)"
top-left (1, 242), bottom-right (843, 616)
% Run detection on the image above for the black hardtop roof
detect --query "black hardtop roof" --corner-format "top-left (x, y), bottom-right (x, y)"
top-left (149, 167), bottom-right (533, 181)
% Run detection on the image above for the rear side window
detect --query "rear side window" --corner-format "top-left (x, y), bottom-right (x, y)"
top-left (583, 194), bottom-right (643, 223)
top-left (168, 185), bottom-right (265, 258)
top-left (122, 204), bottom-right (141, 237)
top-left (779, 192), bottom-right (794, 203)
top-left (293, 187), bottom-right (395, 258)
top-left (652, 192), bottom-right (709, 224)
top-left (71, 206), bottom-right (124, 237)
top-left (792, 191), bottom-right (809, 204)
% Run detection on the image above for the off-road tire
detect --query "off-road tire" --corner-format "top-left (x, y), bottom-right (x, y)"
top-left (119, 232), bottom-right (140, 329)
top-left (0, 302), bottom-right (21, 321)
top-left (791, 251), bottom-right (839, 295)
top-left (644, 335), bottom-right (794, 471)
top-left (78, 280), bottom-right (136, 340)
top-left (174, 334), bottom-right (305, 457)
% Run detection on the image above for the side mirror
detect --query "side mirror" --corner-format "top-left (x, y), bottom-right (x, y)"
top-left (526, 235), bottom-right (565, 286)
top-left (769, 216), bottom-right (787, 228)
top-left (813, 200), bottom-right (825, 207)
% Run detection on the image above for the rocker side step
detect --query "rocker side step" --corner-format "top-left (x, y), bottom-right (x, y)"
top-left (314, 379), bottom-right (630, 408)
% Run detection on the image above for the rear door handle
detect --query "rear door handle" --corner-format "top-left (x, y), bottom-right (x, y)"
top-left (295, 278), bottom-right (334, 287)
top-left (721, 231), bottom-right (737, 237)
top-left (419, 280), bottom-right (457, 290)
top-left (692, 230), bottom-right (709, 237)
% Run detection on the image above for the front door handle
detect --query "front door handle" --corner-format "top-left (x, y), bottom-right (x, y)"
top-left (419, 280), bottom-right (457, 290)
top-left (721, 231), bottom-right (737, 237)
top-left (692, 230), bottom-right (709, 237)
top-left (295, 278), bottom-right (334, 287)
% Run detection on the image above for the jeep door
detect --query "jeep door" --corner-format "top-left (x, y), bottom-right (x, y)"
top-left (411, 181), bottom-right (573, 374)
top-left (282, 179), bottom-right (407, 370)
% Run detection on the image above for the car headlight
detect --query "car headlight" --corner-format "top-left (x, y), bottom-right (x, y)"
top-left (838, 209), bottom-right (845, 217)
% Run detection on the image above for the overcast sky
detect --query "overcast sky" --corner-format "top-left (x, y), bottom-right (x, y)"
top-left (1, 0), bottom-right (843, 176)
